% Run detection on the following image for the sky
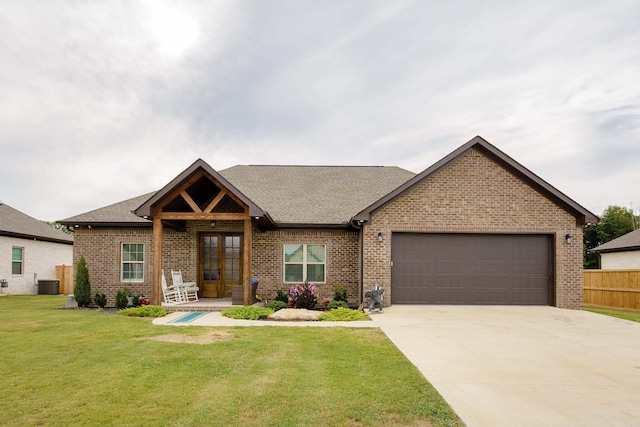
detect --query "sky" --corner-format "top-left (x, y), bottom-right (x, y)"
top-left (1, 0), bottom-right (639, 222)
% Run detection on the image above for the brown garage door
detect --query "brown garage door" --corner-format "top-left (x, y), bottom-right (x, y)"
top-left (391, 233), bottom-right (552, 305)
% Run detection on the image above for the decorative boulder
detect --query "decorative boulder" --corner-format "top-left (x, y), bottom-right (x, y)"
top-left (267, 308), bottom-right (322, 321)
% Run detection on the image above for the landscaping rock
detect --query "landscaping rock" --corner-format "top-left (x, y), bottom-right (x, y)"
top-left (267, 308), bottom-right (322, 321)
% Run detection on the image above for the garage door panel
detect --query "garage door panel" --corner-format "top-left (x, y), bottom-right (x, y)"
top-left (391, 233), bottom-right (552, 305)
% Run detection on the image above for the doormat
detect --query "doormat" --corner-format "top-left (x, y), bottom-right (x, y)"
top-left (169, 312), bottom-right (208, 324)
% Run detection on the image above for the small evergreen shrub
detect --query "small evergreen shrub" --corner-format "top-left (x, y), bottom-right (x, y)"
top-left (289, 282), bottom-right (318, 309)
top-left (115, 288), bottom-right (132, 310)
top-left (222, 306), bottom-right (274, 320)
top-left (266, 300), bottom-right (288, 311)
top-left (334, 286), bottom-right (348, 303)
top-left (94, 293), bottom-right (107, 309)
top-left (319, 308), bottom-right (369, 321)
top-left (73, 256), bottom-right (92, 307)
top-left (119, 305), bottom-right (169, 317)
top-left (275, 288), bottom-right (289, 303)
top-left (327, 300), bottom-right (349, 310)
top-left (129, 294), bottom-right (142, 308)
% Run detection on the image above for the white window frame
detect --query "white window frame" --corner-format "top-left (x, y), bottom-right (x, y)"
top-left (283, 244), bottom-right (326, 283)
top-left (12, 246), bottom-right (24, 276)
top-left (121, 243), bottom-right (144, 282)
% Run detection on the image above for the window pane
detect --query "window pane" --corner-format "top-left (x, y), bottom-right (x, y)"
top-left (122, 243), bottom-right (144, 281)
top-left (11, 247), bottom-right (23, 275)
top-left (307, 264), bottom-right (325, 282)
top-left (285, 244), bottom-right (304, 262)
top-left (307, 245), bottom-right (325, 263)
top-left (123, 263), bottom-right (143, 281)
top-left (12, 247), bottom-right (23, 261)
top-left (122, 264), bottom-right (133, 280)
top-left (12, 262), bottom-right (22, 275)
top-left (285, 264), bottom-right (303, 282)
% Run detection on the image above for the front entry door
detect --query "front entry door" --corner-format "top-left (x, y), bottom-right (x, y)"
top-left (200, 233), bottom-right (242, 298)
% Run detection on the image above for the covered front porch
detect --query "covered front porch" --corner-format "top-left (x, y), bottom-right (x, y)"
top-left (133, 159), bottom-right (271, 307)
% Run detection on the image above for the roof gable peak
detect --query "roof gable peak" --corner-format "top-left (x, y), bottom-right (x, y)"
top-left (353, 135), bottom-right (598, 226)
top-left (134, 159), bottom-right (267, 220)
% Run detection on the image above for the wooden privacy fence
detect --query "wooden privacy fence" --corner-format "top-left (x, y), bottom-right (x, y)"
top-left (583, 270), bottom-right (640, 311)
top-left (55, 265), bottom-right (74, 295)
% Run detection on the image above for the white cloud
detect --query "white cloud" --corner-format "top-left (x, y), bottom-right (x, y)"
top-left (0, 0), bottom-right (639, 220)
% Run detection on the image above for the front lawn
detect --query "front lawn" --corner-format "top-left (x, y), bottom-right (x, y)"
top-left (584, 305), bottom-right (640, 323)
top-left (0, 296), bottom-right (463, 426)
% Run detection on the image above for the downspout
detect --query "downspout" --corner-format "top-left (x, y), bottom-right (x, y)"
top-left (350, 218), bottom-right (365, 307)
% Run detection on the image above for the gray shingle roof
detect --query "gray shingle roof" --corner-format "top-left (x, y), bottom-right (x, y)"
top-left (592, 229), bottom-right (640, 253)
top-left (60, 192), bottom-right (156, 225)
top-left (0, 203), bottom-right (73, 243)
top-left (60, 166), bottom-right (415, 226)
top-left (219, 165), bottom-right (416, 225)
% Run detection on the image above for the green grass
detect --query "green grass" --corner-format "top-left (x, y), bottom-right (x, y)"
top-left (584, 305), bottom-right (640, 322)
top-left (0, 296), bottom-right (463, 427)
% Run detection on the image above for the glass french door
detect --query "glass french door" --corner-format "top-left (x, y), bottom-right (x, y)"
top-left (200, 233), bottom-right (242, 298)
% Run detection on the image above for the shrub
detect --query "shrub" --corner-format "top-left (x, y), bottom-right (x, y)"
top-left (275, 288), bottom-right (289, 303)
top-left (222, 306), bottom-right (274, 320)
top-left (334, 286), bottom-right (348, 303)
top-left (289, 282), bottom-right (318, 309)
top-left (327, 300), bottom-right (349, 310)
top-left (115, 288), bottom-right (132, 310)
top-left (129, 294), bottom-right (142, 308)
top-left (94, 293), bottom-right (107, 309)
top-left (319, 308), bottom-right (369, 321)
top-left (265, 300), bottom-right (288, 311)
top-left (73, 256), bottom-right (92, 307)
top-left (119, 305), bottom-right (169, 317)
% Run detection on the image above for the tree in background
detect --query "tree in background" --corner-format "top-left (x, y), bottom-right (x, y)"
top-left (74, 256), bottom-right (92, 307)
top-left (44, 221), bottom-right (74, 236)
top-left (583, 223), bottom-right (600, 269)
top-left (584, 205), bottom-right (638, 269)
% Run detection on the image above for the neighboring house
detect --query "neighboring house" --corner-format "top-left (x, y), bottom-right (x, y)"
top-left (59, 136), bottom-right (598, 309)
top-left (0, 203), bottom-right (73, 294)
top-left (591, 229), bottom-right (640, 269)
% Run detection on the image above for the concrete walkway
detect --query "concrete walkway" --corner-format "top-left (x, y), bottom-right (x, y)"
top-left (153, 310), bottom-right (377, 328)
top-left (370, 305), bottom-right (640, 427)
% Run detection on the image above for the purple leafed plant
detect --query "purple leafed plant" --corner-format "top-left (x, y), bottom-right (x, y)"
top-left (289, 281), bottom-right (318, 309)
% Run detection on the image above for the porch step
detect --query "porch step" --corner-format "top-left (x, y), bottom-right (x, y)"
top-left (162, 298), bottom-right (235, 312)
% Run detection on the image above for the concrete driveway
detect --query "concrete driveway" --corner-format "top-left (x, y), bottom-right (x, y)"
top-left (370, 305), bottom-right (640, 427)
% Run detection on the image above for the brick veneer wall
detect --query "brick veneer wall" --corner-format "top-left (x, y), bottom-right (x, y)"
top-left (72, 220), bottom-right (245, 307)
top-left (73, 222), bottom-right (360, 307)
top-left (251, 229), bottom-right (360, 306)
top-left (72, 227), bottom-right (153, 307)
top-left (363, 149), bottom-right (584, 309)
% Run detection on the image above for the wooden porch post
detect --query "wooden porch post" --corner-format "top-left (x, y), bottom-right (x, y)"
top-left (243, 217), bottom-right (252, 305)
top-left (152, 216), bottom-right (163, 306)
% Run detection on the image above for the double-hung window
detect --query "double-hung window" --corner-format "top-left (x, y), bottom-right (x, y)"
top-left (284, 244), bottom-right (325, 283)
top-left (121, 243), bottom-right (144, 282)
top-left (12, 247), bottom-right (24, 275)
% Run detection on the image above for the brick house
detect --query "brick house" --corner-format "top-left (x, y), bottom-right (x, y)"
top-left (60, 136), bottom-right (597, 309)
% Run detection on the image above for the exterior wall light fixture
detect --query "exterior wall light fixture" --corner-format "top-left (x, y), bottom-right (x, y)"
top-left (210, 221), bottom-right (216, 228)
top-left (378, 232), bottom-right (383, 242)
top-left (565, 234), bottom-right (572, 244)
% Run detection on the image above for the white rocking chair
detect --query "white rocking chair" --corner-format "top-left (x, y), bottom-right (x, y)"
top-left (162, 270), bottom-right (185, 304)
top-left (171, 269), bottom-right (199, 302)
